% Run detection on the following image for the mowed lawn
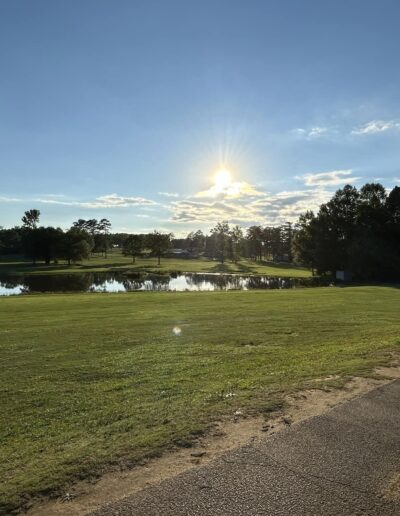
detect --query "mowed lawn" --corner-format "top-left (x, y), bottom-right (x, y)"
top-left (0, 251), bottom-right (312, 278)
top-left (1, 287), bottom-right (399, 512)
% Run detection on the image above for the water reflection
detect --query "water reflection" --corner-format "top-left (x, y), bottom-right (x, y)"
top-left (0, 272), bottom-right (329, 296)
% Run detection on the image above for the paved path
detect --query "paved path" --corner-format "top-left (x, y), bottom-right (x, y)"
top-left (92, 381), bottom-right (400, 515)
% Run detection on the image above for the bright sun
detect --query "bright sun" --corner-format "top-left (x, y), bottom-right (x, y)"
top-left (214, 169), bottom-right (232, 190)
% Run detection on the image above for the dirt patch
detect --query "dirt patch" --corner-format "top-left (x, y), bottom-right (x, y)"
top-left (27, 360), bottom-right (400, 516)
top-left (382, 472), bottom-right (400, 500)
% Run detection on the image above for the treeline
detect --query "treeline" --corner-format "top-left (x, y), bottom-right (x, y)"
top-left (0, 210), bottom-right (294, 267)
top-left (0, 211), bottom-right (113, 265)
top-left (293, 183), bottom-right (400, 281)
top-left (171, 222), bottom-right (293, 263)
top-left (108, 222), bottom-right (293, 265)
top-left (0, 211), bottom-right (173, 265)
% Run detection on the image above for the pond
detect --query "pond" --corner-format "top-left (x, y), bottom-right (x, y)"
top-left (0, 272), bottom-right (328, 296)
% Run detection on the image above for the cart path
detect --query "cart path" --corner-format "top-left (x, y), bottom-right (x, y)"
top-left (91, 380), bottom-right (400, 515)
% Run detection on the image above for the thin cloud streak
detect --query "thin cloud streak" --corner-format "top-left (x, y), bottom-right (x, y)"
top-left (158, 192), bottom-right (179, 198)
top-left (0, 195), bottom-right (21, 202)
top-left (300, 170), bottom-right (361, 186)
top-left (36, 193), bottom-right (157, 209)
top-left (352, 120), bottom-right (400, 135)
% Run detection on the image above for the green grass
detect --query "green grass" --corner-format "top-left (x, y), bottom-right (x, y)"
top-left (1, 287), bottom-right (399, 512)
top-left (0, 250), bottom-right (312, 278)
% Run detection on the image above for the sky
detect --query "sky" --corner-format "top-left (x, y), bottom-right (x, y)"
top-left (1, 0), bottom-right (400, 235)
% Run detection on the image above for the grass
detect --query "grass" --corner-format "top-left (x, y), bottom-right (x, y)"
top-left (1, 286), bottom-right (399, 512)
top-left (0, 250), bottom-right (312, 278)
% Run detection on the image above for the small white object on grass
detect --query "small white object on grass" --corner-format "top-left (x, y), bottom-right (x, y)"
top-left (172, 326), bottom-right (182, 336)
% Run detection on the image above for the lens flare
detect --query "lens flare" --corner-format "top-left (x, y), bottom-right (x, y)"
top-left (172, 326), bottom-right (182, 336)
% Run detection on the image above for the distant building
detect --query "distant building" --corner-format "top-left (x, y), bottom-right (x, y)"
top-left (336, 270), bottom-right (352, 282)
top-left (274, 254), bottom-right (290, 263)
top-left (165, 248), bottom-right (193, 258)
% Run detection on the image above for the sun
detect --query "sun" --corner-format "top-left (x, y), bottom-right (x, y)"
top-left (214, 169), bottom-right (232, 191)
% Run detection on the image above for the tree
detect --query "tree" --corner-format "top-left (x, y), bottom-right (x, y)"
top-left (204, 234), bottom-right (217, 259)
top-left (72, 218), bottom-right (111, 256)
top-left (269, 227), bottom-right (282, 261)
top-left (146, 231), bottom-right (172, 265)
top-left (210, 222), bottom-right (230, 263)
top-left (98, 218), bottom-right (112, 234)
top-left (246, 226), bottom-right (263, 261)
top-left (186, 230), bottom-right (205, 254)
top-left (292, 182), bottom-right (400, 281)
top-left (386, 186), bottom-right (400, 224)
top-left (292, 211), bottom-right (317, 273)
top-left (357, 183), bottom-right (388, 230)
top-left (229, 225), bottom-right (243, 262)
top-left (122, 234), bottom-right (143, 263)
top-left (0, 227), bottom-right (23, 255)
top-left (280, 223), bottom-right (293, 261)
top-left (61, 228), bottom-right (93, 265)
top-left (22, 209), bottom-right (40, 229)
top-left (73, 218), bottom-right (98, 235)
top-left (22, 226), bottom-right (63, 264)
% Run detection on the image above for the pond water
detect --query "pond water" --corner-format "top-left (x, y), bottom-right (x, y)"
top-left (0, 272), bottom-right (328, 296)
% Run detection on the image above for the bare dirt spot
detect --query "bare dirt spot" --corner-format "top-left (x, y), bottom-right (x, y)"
top-left (382, 472), bottom-right (400, 500)
top-left (27, 358), bottom-right (400, 516)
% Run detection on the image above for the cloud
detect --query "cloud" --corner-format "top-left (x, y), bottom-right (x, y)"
top-left (158, 192), bottom-right (179, 198)
top-left (37, 193), bottom-right (157, 209)
top-left (292, 126), bottom-right (329, 139)
top-left (352, 120), bottom-right (400, 135)
top-left (195, 181), bottom-right (265, 200)
top-left (0, 195), bottom-right (21, 202)
top-left (169, 186), bottom-right (333, 226)
top-left (93, 194), bottom-right (156, 207)
top-left (37, 193), bottom-right (66, 199)
top-left (299, 170), bottom-right (361, 186)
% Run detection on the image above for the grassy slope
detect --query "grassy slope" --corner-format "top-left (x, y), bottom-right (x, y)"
top-left (1, 287), bottom-right (399, 511)
top-left (0, 251), bottom-right (311, 278)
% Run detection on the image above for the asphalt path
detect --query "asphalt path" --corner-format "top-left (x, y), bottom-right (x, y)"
top-left (92, 380), bottom-right (400, 515)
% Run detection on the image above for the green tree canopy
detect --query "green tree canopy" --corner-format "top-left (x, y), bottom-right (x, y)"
top-left (21, 209), bottom-right (40, 229)
top-left (146, 231), bottom-right (173, 265)
top-left (122, 234), bottom-right (144, 263)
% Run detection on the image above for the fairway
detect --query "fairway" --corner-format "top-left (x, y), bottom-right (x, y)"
top-left (1, 287), bottom-right (399, 512)
top-left (0, 251), bottom-right (312, 278)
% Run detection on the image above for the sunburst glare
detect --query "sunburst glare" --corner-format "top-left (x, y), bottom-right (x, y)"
top-left (214, 169), bottom-right (232, 191)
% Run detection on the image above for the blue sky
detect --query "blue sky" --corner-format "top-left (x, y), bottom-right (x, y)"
top-left (1, 0), bottom-right (400, 234)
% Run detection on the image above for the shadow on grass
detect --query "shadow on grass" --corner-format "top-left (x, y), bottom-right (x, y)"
top-left (257, 260), bottom-right (309, 271)
top-left (0, 261), bottom-right (151, 275)
top-left (209, 263), bottom-right (233, 273)
top-left (235, 261), bottom-right (255, 274)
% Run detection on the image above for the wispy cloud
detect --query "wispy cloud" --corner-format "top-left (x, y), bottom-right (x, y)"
top-left (0, 195), bottom-right (21, 202)
top-left (37, 193), bottom-right (157, 209)
top-left (37, 193), bottom-right (66, 199)
top-left (352, 119), bottom-right (400, 135)
top-left (158, 192), bottom-right (179, 198)
top-left (299, 169), bottom-right (361, 186)
top-left (292, 126), bottom-right (329, 139)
